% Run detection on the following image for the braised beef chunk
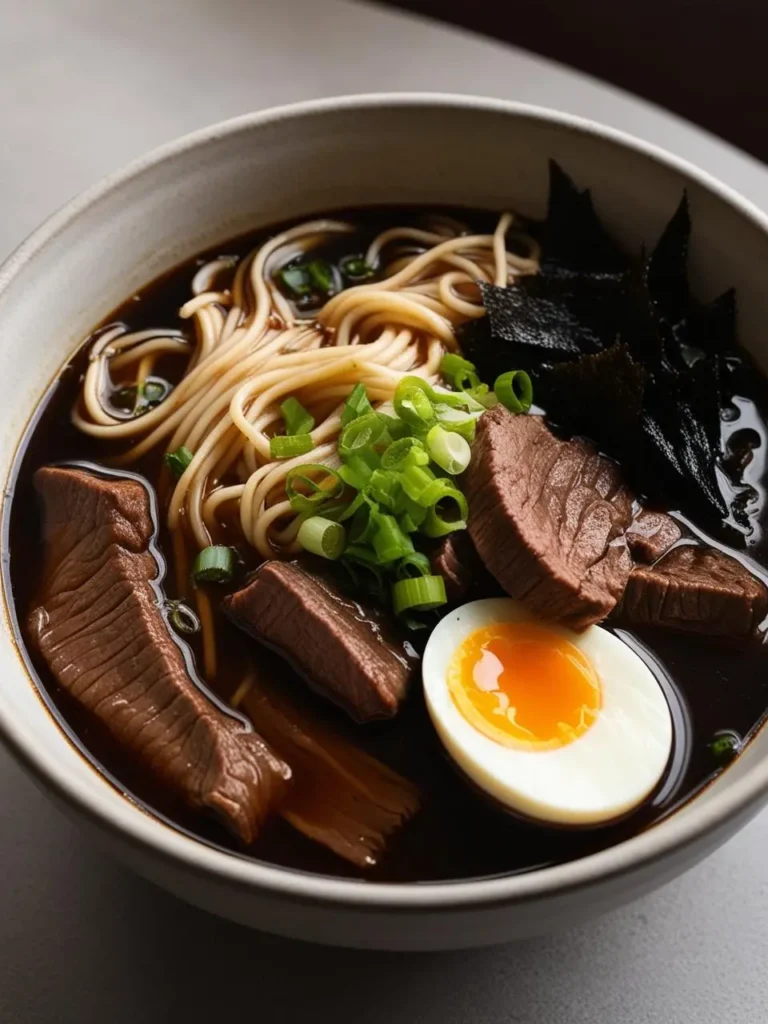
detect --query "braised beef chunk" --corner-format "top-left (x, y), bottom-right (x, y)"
top-left (239, 673), bottom-right (419, 868)
top-left (626, 509), bottom-right (683, 563)
top-left (465, 408), bottom-right (633, 630)
top-left (28, 466), bottom-right (290, 843)
top-left (430, 533), bottom-right (488, 604)
top-left (622, 544), bottom-right (768, 637)
top-left (224, 562), bottom-right (417, 723)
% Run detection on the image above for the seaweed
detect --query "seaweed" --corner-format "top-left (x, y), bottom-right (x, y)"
top-left (541, 343), bottom-right (647, 453)
top-left (465, 163), bottom-right (742, 533)
top-left (646, 194), bottom-right (691, 332)
top-left (540, 161), bottom-right (628, 282)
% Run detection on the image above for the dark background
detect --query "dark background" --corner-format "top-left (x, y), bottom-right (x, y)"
top-left (377, 0), bottom-right (766, 164)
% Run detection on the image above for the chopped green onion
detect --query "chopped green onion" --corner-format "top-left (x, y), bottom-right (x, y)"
top-left (401, 495), bottom-right (428, 527)
top-left (348, 502), bottom-right (378, 544)
top-left (307, 259), bottom-right (338, 295)
top-left (376, 412), bottom-right (410, 440)
top-left (112, 378), bottom-right (170, 417)
top-left (339, 455), bottom-right (377, 491)
top-left (381, 436), bottom-right (429, 471)
top-left (398, 513), bottom-right (420, 534)
top-left (434, 404), bottom-right (478, 443)
top-left (396, 552), bottom-right (432, 579)
top-left (392, 575), bottom-right (447, 615)
top-left (340, 254), bottom-right (375, 282)
top-left (339, 412), bottom-right (387, 458)
top-left (166, 600), bottom-right (200, 635)
top-left (400, 463), bottom-right (436, 504)
top-left (281, 396), bottom-right (315, 435)
top-left (495, 370), bottom-right (533, 414)
top-left (340, 383), bottom-right (374, 426)
top-left (441, 353), bottom-right (477, 380)
top-left (164, 445), bottom-right (193, 479)
top-left (338, 490), bottom-right (368, 522)
top-left (343, 543), bottom-right (381, 566)
top-left (270, 433), bottom-right (314, 459)
top-left (368, 469), bottom-right (402, 510)
top-left (422, 485), bottom-right (469, 537)
top-left (341, 551), bottom-right (387, 603)
top-left (394, 379), bottom-right (437, 432)
top-left (140, 379), bottom-right (169, 406)
top-left (298, 516), bottom-right (346, 560)
top-left (279, 265), bottom-right (312, 297)
top-left (192, 545), bottom-right (236, 584)
top-left (710, 731), bottom-right (740, 764)
top-left (426, 425), bottom-right (472, 475)
top-left (311, 501), bottom-right (348, 522)
top-left (440, 353), bottom-right (483, 394)
top-left (372, 512), bottom-right (414, 563)
top-left (286, 465), bottom-right (344, 513)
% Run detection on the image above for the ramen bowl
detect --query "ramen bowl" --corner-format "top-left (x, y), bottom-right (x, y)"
top-left (1, 95), bottom-right (768, 950)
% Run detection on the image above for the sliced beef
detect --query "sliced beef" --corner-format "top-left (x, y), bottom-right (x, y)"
top-left (626, 509), bottom-right (682, 563)
top-left (622, 544), bottom-right (768, 637)
top-left (224, 561), bottom-right (417, 722)
top-left (28, 466), bottom-right (290, 844)
top-left (238, 673), bottom-right (419, 868)
top-left (430, 533), bottom-right (488, 604)
top-left (465, 408), bottom-right (633, 630)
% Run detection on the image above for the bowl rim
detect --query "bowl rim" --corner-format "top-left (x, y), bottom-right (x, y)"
top-left (2, 91), bottom-right (768, 912)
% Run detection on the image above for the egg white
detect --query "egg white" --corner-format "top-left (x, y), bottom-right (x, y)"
top-left (422, 598), bottom-right (673, 826)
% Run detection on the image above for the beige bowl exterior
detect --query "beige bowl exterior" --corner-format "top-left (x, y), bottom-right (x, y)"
top-left (1, 95), bottom-right (767, 950)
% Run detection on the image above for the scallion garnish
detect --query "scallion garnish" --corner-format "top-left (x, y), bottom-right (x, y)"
top-left (400, 463), bottom-right (436, 504)
top-left (164, 445), bottom-right (194, 479)
top-left (141, 379), bottom-right (168, 406)
top-left (433, 404), bottom-right (478, 443)
top-left (111, 378), bottom-right (170, 418)
top-left (297, 516), bottom-right (346, 560)
top-left (166, 600), bottom-right (201, 635)
top-left (392, 575), bottom-right (447, 615)
top-left (422, 484), bottom-right (469, 537)
top-left (338, 412), bottom-right (387, 458)
top-left (396, 551), bottom-right (432, 579)
top-left (381, 436), bottom-right (429, 471)
top-left (340, 383), bottom-right (374, 426)
top-left (341, 551), bottom-right (387, 603)
top-left (340, 254), bottom-right (375, 282)
top-left (270, 433), bottom-right (314, 459)
top-left (279, 265), bottom-right (312, 297)
top-left (367, 468), bottom-right (402, 510)
top-left (394, 378), bottom-right (437, 432)
top-left (495, 370), bottom-right (533, 414)
top-left (440, 353), bottom-right (475, 376)
top-left (317, 357), bottom-right (527, 607)
top-left (710, 731), bottom-right (740, 764)
top-left (372, 512), bottom-right (414, 563)
top-left (307, 259), bottom-right (338, 295)
top-left (426, 424), bottom-right (472, 475)
top-left (281, 396), bottom-right (315, 436)
top-left (285, 465), bottom-right (344, 513)
top-left (348, 501), bottom-right (378, 545)
top-left (192, 545), bottom-right (236, 585)
top-left (339, 453), bottom-right (377, 490)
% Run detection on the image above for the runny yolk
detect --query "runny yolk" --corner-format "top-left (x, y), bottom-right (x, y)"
top-left (447, 621), bottom-right (602, 750)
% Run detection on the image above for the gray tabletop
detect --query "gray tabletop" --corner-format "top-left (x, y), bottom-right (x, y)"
top-left (2, 2), bottom-right (768, 1021)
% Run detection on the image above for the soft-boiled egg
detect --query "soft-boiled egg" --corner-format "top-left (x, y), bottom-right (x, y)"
top-left (422, 598), bottom-right (673, 826)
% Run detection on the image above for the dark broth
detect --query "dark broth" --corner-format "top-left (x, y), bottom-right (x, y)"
top-left (8, 207), bottom-right (768, 883)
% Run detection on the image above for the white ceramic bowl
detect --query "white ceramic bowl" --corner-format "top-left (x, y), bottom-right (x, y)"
top-left (2, 95), bottom-right (768, 951)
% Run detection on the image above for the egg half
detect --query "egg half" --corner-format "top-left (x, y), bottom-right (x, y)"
top-left (422, 598), bottom-right (673, 826)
